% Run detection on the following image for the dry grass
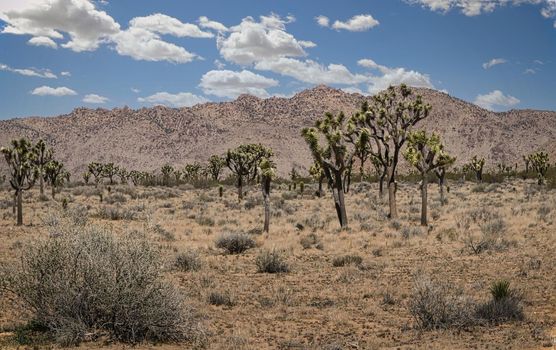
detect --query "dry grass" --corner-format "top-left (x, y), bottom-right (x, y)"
top-left (0, 178), bottom-right (555, 349)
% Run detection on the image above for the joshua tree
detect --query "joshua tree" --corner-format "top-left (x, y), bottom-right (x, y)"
top-left (102, 163), bottom-right (118, 185)
top-left (370, 155), bottom-right (387, 198)
top-left (470, 156), bottom-right (485, 182)
top-left (353, 135), bottom-right (372, 181)
top-left (161, 164), bottom-right (174, 186)
top-left (174, 170), bottom-right (182, 185)
top-left (82, 172), bottom-right (91, 185)
top-left (44, 160), bottom-right (68, 199)
top-left (88, 162), bottom-right (104, 186)
top-left (33, 139), bottom-right (53, 196)
top-left (289, 167), bottom-right (299, 190)
top-left (259, 157), bottom-right (275, 233)
top-left (226, 144), bottom-right (273, 201)
top-left (183, 162), bottom-right (203, 183)
top-left (117, 167), bottom-right (128, 184)
top-left (129, 170), bottom-right (143, 186)
top-left (1, 139), bottom-right (37, 226)
top-left (309, 161), bottom-right (325, 197)
top-left (404, 131), bottom-right (455, 225)
top-left (207, 155), bottom-right (225, 181)
top-left (302, 112), bottom-right (356, 229)
top-left (528, 151), bottom-right (550, 185)
top-left (434, 164), bottom-right (453, 205)
top-left (349, 85), bottom-right (431, 219)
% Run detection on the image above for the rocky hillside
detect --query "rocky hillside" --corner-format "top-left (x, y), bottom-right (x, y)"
top-left (0, 85), bottom-right (554, 177)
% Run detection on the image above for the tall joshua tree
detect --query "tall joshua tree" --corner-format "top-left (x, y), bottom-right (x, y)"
top-left (1, 139), bottom-right (37, 226)
top-left (370, 154), bottom-right (388, 198)
top-left (183, 162), bottom-right (203, 183)
top-left (226, 144), bottom-right (272, 201)
top-left (117, 167), bottom-right (128, 185)
top-left (349, 85), bottom-right (431, 219)
top-left (207, 155), bottom-right (225, 181)
top-left (161, 164), bottom-right (174, 186)
top-left (88, 162), bottom-right (104, 186)
top-left (33, 139), bottom-right (53, 196)
top-left (528, 151), bottom-right (549, 185)
top-left (404, 131), bottom-right (455, 226)
top-left (44, 160), bottom-right (68, 199)
top-left (470, 156), bottom-right (485, 182)
top-left (259, 157), bottom-right (275, 233)
top-left (102, 163), bottom-right (118, 185)
top-left (309, 161), bottom-right (325, 197)
top-left (302, 112), bottom-right (356, 229)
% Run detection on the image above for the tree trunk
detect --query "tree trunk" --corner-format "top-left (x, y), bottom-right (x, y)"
top-left (39, 175), bottom-right (44, 196)
top-left (262, 177), bottom-right (271, 233)
top-left (439, 175), bottom-right (446, 205)
top-left (387, 164), bottom-right (398, 219)
top-left (52, 185), bottom-right (56, 199)
top-left (420, 175), bottom-right (428, 226)
top-left (16, 190), bottom-right (23, 226)
top-left (378, 170), bottom-right (386, 199)
top-left (237, 175), bottom-right (243, 201)
top-left (317, 176), bottom-right (323, 197)
top-left (476, 170), bottom-right (482, 182)
top-left (332, 172), bottom-right (348, 229)
top-left (12, 192), bottom-right (16, 215)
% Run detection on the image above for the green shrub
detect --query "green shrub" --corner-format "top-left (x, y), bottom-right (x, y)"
top-left (256, 249), bottom-right (290, 273)
top-left (215, 233), bottom-right (256, 254)
top-left (476, 280), bottom-right (523, 323)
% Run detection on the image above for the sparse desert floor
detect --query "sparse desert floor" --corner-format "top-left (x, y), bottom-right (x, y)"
top-left (0, 179), bottom-right (555, 349)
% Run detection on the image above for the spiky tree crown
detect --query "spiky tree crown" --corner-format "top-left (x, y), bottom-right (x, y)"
top-left (528, 151), bottom-right (549, 175)
top-left (403, 130), bottom-right (455, 173)
top-left (226, 144), bottom-right (273, 180)
top-left (470, 156), bottom-right (485, 172)
top-left (259, 158), bottom-right (276, 179)
top-left (1, 138), bottom-right (38, 191)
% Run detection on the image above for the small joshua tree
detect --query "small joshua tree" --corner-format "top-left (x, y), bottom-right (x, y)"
top-left (309, 161), bottom-right (325, 197)
top-left (226, 144), bottom-right (273, 201)
top-left (117, 167), bottom-right (128, 184)
top-left (174, 170), bottom-right (182, 185)
top-left (44, 160), bottom-right (69, 199)
top-left (259, 157), bottom-right (276, 233)
top-left (370, 154), bottom-right (388, 198)
top-left (102, 163), bottom-right (118, 185)
top-left (82, 172), bottom-right (91, 185)
top-left (161, 164), bottom-right (174, 186)
top-left (470, 156), bottom-right (485, 182)
top-left (302, 112), bottom-right (355, 229)
top-left (522, 155), bottom-right (530, 174)
top-left (183, 162), bottom-right (203, 183)
top-left (88, 162), bottom-right (104, 186)
top-left (128, 170), bottom-right (142, 186)
top-left (289, 167), bottom-right (299, 190)
top-left (1, 139), bottom-right (37, 226)
top-left (33, 139), bottom-right (53, 196)
top-left (207, 155), bottom-right (225, 181)
top-left (528, 151), bottom-right (549, 185)
top-left (404, 131), bottom-right (455, 226)
top-left (349, 85), bottom-right (431, 219)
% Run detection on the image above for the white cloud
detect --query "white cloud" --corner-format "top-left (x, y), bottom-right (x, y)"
top-left (31, 85), bottom-right (77, 96)
top-left (131, 87), bottom-right (140, 93)
top-left (482, 58), bottom-right (507, 69)
top-left (331, 14), bottom-right (380, 31)
top-left (138, 91), bottom-right (209, 107)
top-left (214, 59), bottom-right (226, 69)
top-left (112, 27), bottom-right (197, 63)
top-left (198, 16), bottom-right (228, 32)
top-left (129, 13), bottom-right (213, 38)
top-left (358, 58), bottom-right (435, 94)
top-left (27, 36), bottom-right (57, 48)
top-left (217, 14), bottom-right (310, 65)
top-left (255, 58), bottom-right (370, 85)
top-left (524, 68), bottom-right (536, 74)
top-left (1, 0), bottom-right (120, 52)
top-left (199, 69), bottom-right (279, 98)
top-left (315, 15), bottom-right (330, 27)
top-left (407, 0), bottom-right (556, 22)
top-left (0, 63), bottom-right (57, 78)
top-left (83, 93), bottom-right (109, 104)
top-left (474, 90), bottom-right (520, 110)
top-left (61, 71), bottom-right (71, 76)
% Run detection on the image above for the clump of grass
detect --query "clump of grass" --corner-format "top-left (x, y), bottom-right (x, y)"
top-left (215, 233), bottom-right (256, 254)
top-left (299, 233), bottom-right (323, 250)
top-left (255, 249), bottom-right (290, 273)
top-left (175, 250), bottom-right (202, 272)
top-left (104, 192), bottom-right (127, 204)
top-left (475, 280), bottom-right (523, 323)
top-left (332, 254), bottom-right (363, 267)
top-left (207, 290), bottom-right (236, 307)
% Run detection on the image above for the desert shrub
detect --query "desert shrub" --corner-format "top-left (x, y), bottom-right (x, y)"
top-left (332, 254), bottom-right (363, 267)
top-left (256, 249), bottom-right (290, 273)
top-left (175, 250), bottom-right (202, 272)
top-left (96, 205), bottom-right (137, 221)
top-left (401, 226), bottom-right (423, 239)
top-left (104, 192), bottom-right (127, 204)
top-left (409, 274), bottom-right (475, 329)
top-left (475, 280), bottom-right (524, 323)
top-left (0, 224), bottom-right (204, 346)
top-left (537, 204), bottom-right (552, 222)
top-left (299, 233), bottom-right (323, 250)
top-left (390, 220), bottom-right (402, 230)
top-left (281, 191), bottom-right (297, 200)
top-left (215, 233), bottom-right (256, 254)
top-left (207, 290), bottom-right (235, 307)
top-left (150, 223), bottom-right (175, 241)
top-left (195, 215), bottom-right (215, 227)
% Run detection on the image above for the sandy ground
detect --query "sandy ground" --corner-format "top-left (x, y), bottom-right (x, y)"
top-left (0, 178), bottom-right (555, 349)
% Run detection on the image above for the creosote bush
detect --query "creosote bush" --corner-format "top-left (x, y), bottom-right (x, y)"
top-left (175, 250), bottom-right (202, 272)
top-left (215, 233), bottom-right (256, 254)
top-left (256, 249), bottom-right (290, 273)
top-left (0, 220), bottom-right (204, 346)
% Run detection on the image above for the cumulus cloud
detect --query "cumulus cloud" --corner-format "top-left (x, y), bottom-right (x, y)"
top-left (358, 58), bottom-right (434, 94)
top-left (0, 63), bottom-right (57, 78)
top-left (474, 90), bottom-right (520, 110)
top-left (482, 58), bottom-right (507, 69)
top-left (255, 58), bottom-right (370, 85)
top-left (198, 16), bottom-right (228, 32)
top-left (129, 13), bottom-right (213, 38)
top-left (406, 0), bottom-right (556, 24)
top-left (83, 93), bottom-right (109, 104)
top-left (27, 36), bottom-right (57, 48)
top-left (1, 0), bottom-right (120, 52)
top-left (61, 71), bottom-right (71, 76)
top-left (217, 14), bottom-right (310, 65)
top-left (315, 15), bottom-right (330, 27)
top-left (31, 85), bottom-right (77, 96)
top-left (331, 14), bottom-right (380, 31)
top-left (138, 91), bottom-right (209, 107)
top-left (199, 69), bottom-right (279, 98)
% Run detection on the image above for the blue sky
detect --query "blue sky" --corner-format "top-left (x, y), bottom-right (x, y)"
top-left (0, 0), bottom-right (555, 119)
